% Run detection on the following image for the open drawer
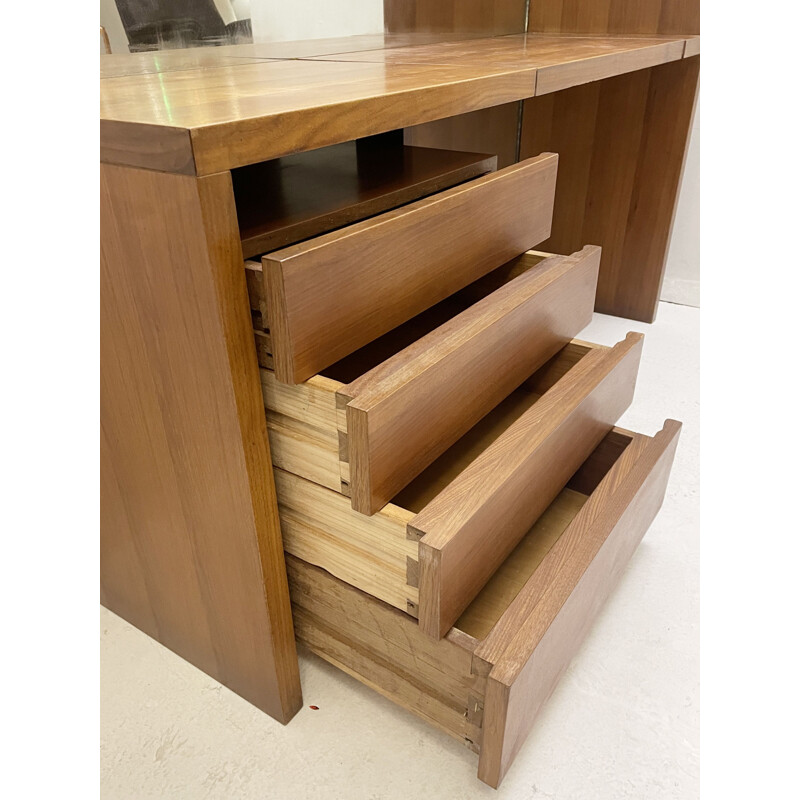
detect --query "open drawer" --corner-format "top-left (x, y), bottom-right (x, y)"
top-left (269, 329), bottom-right (644, 639)
top-left (287, 420), bottom-right (681, 788)
top-left (251, 246), bottom-right (600, 515)
top-left (251, 152), bottom-right (559, 384)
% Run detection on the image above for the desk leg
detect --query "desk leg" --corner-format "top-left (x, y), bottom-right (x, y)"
top-left (521, 56), bottom-right (700, 322)
top-left (100, 163), bottom-right (302, 723)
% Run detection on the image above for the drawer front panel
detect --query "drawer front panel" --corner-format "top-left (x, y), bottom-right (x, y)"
top-left (340, 246), bottom-right (601, 515)
top-left (411, 332), bottom-right (644, 639)
top-left (235, 142), bottom-right (498, 259)
top-left (476, 420), bottom-right (681, 788)
top-left (263, 153), bottom-right (559, 384)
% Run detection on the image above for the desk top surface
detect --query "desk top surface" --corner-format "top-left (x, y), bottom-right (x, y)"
top-left (100, 33), bottom-right (699, 176)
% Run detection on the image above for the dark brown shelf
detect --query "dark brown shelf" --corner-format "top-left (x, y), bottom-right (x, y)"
top-left (232, 139), bottom-right (497, 258)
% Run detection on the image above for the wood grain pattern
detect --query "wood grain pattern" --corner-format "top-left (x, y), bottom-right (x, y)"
top-left (261, 368), bottom-right (341, 433)
top-left (233, 140), bottom-right (496, 258)
top-left (411, 332), bottom-right (644, 639)
top-left (533, 36), bottom-right (685, 95)
top-left (249, 252), bottom-right (555, 375)
top-left (262, 340), bottom-right (604, 501)
top-left (405, 103), bottom-right (521, 169)
top-left (265, 341), bottom-right (605, 613)
top-left (294, 607), bottom-right (480, 747)
top-left (683, 36), bottom-right (700, 57)
top-left (383, 0), bottom-right (526, 35)
top-left (287, 553), bottom-right (484, 748)
top-left (455, 487), bottom-right (588, 639)
top-left (519, 1), bottom-right (699, 321)
top-left (245, 260), bottom-right (270, 327)
top-left (528, 1), bottom-right (699, 36)
top-left (100, 120), bottom-right (196, 175)
top-left (265, 410), bottom-right (342, 493)
top-left (260, 369), bottom-right (344, 491)
top-left (100, 33), bottom-right (697, 174)
top-left (274, 468), bottom-right (417, 613)
top-left (521, 55), bottom-right (699, 320)
top-left (311, 34), bottom-right (688, 96)
top-left (100, 164), bottom-right (302, 721)
top-left (473, 430), bottom-right (648, 665)
top-left (394, 385), bottom-right (559, 514)
top-left (263, 154), bottom-right (558, 384)
top-left (477, 420), bottom-right (681, 787)
top-left (339, 246), bottom-right (600, 514)
top-left (101, 58), bottom-right (537, 174)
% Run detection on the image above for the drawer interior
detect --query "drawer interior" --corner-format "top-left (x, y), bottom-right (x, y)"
top-left (232, 136), bottom-right (496, 259)
top-left (453, 428), bottom-right (632, 639)
top-left (391, 341), bottom-right (595, 513)
top-left (255, 249), bottom-right (562, 496)
top-left (319, 251), bottom-right (554, 386)
top-left (269, 337), bottom-right (613, 615)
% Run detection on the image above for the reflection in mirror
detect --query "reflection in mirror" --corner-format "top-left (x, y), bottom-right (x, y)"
top-left (99, 1), bottom-right (527, 55)
top-left (111, 1), bottom-right (253, 52)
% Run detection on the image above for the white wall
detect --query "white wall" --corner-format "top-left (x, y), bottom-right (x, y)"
top-left (250, 0), bottom-right (383, 42)
top-left (661, 98), bottom-right (700, 307)
top-left (100, 0), bottom-right (129, 53)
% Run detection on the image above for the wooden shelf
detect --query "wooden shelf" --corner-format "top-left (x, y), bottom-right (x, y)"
top-left (233, 139), bottom-right (496, 258)
top-left (100, 33), bottom-right (699, 175)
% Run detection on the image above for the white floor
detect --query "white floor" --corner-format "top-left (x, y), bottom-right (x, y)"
top-left (101, 301), bottom-right (699, 800)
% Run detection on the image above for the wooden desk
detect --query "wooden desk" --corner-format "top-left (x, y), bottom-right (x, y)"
top-left (101, 33), bottom-right (697, 175)
top-left (101, 27), bottom-right (698, 742)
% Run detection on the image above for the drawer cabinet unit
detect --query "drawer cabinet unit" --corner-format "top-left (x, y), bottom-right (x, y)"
top-left (230, 139), bottom-right (680, 786)
top-left (101, 28), bottom-right (697, 787)
top-left (239, 143), bottom-right (681, 786)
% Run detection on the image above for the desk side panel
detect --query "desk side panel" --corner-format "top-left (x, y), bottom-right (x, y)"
top-left (100, 163), bottom-right (302, 722)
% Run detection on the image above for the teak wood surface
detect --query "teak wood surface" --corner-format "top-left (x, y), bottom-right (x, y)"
top-left (521, 56), bottom-right (699, 321)
top-left (310, 33), bottom-right (688, 95)
top-left (260, 338), bottom-right (613, 621)
top-left (100, 58), bottom-right (537, 175)
top-left (339, 246), bottom-right (601, 514)
top-left (262, 154), bottom-right (558, 384)
top-left (100, 164), bottom-right (302, 722)
top-left (383, 0), bottom-right (526, 37)
top-left (377, 1), bottom-right (701, 323)
top-left (405, 101), bottom-right (521, 169)
top-left (476, 420), bottom-right (681, 787)
top-left (527, 0), bottom-right (699, 36)
top-left (100, 32), bottom-right (698, 176)
top-left (410, 332), bottom-right (644, 639)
